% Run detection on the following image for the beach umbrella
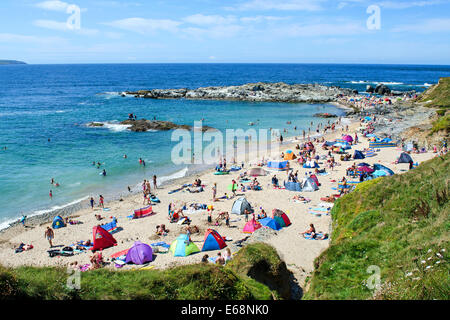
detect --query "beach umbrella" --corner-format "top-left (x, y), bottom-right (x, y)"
top-left (358, 162), bottom-right (371, 167)
top-left (342, 135), bottom-right (353, 143)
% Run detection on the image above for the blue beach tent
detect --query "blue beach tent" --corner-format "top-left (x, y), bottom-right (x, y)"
top-left (258, 217), bottom-right (282, 231)
top-left (52, 215), bottom-right (65, 229)
top-left (353, 150), bottom-right (365, 159)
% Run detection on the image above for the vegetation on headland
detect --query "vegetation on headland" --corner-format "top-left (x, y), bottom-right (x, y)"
top-left (0, 60), bottom-right (26, 65)
top-left (418, 77), bottom-right (450, 134)
top-left (0, 243), bottom-right (284, 300)
top-left (304, 153), bottom-right (450, 300)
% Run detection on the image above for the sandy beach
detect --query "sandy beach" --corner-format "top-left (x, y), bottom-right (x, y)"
top-left (0, 105), bottom-right (437, 289)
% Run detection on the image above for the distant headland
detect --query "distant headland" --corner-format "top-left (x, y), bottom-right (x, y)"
top-left (0, 60), bottom-right (27, 65)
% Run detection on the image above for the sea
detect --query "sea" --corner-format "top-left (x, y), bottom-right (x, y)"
top-left (1, 63), bottom-right (449, 229)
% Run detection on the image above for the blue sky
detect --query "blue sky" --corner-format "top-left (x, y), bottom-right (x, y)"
top-left (1, 0), bottom-right (450, 64)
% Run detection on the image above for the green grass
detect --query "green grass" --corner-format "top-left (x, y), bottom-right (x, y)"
top-left (419, 77), bottom-right (450, 109)
top-left (304, 153), bottom-right (450, 300)
top-left (0, 243), bottom-right (280, 300)
top-left (226, 242), bottom-right (291, 299)
top-left (431, 114), bottom-right (450, 133)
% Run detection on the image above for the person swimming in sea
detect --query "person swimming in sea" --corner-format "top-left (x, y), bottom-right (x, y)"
top-left (102, 169), bottom-right (107, 176)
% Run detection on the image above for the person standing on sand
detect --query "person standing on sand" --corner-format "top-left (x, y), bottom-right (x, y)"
top-left (153, 175), bottom-right (157, 189)
top-left (45, 226), bottom-right (54, 248)
top-left (90, 197), bottom-right (95, 210)
top-left (212, 183), bottom-right (217, 201)
top-left (99, 195), bottom-right (104, 208)
top-left (231, 180), bottom-right (237, 197)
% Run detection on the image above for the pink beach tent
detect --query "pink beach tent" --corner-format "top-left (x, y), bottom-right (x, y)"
top-left (243, 219), bottom-right (262, 233)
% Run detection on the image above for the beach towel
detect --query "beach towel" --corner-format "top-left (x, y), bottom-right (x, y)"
top-left (111, 249), bottom-right (129, 258)
top-left (303, 232), bottom-right (328, 240)
top-left (151, 241), bottom-right (171, 249)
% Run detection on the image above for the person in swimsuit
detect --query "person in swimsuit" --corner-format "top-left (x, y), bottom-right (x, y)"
top-left (90, 197), bottom-right (95, 209)
top-left (99, 195), bottom-right (104, 208)
top-left (44, 226), bottom-right (54, 247)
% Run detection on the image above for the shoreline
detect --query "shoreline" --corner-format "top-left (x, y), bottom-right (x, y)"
top-left (0, 102), bottom-right (352, 235)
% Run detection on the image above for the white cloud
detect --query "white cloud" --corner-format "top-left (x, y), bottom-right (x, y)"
top-left (36, 1), bottom-right (70, 12)
top-left (392, 18), bottom-right (450, 33)
top-left (227, 0), bottom-right (325, 11)
top-left (33, 20), bottom-right (99, 35)
top-left (182, 24), bottom-right (244, 39)
top-left (103, 18), bottom-right (181, 34)
top-left (379, 0), bottom-right (445, 9)
top-left (183, 14), bottom-right (238, 26)
top-left (273, 22), bottom-right (365, 37)
top-left (0, 33), bottom-right (66, 44)
top-left (240, 16), bottom-right (289, 23)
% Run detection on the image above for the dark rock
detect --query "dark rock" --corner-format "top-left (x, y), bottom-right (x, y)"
top-left (314, 113), bottom-right (338, 118)
top-left (375, 84), bottom-right (391, 95)
top-left (119, 119), bottom-right (216, 132)
top-left (366, 85), bottom-right (375, 93)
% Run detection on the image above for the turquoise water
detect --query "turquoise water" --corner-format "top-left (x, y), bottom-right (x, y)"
top-left (0, 63), bottom-right (449, 227)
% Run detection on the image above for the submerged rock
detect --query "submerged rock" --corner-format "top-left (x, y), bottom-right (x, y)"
top-left (314, 113), bottom-right (338, 118)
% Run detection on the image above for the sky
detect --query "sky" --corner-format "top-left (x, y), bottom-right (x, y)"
top-left (0, 0), bottom-right (450, 64)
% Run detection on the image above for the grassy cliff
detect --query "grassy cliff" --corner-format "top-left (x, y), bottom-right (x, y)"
top-left (304, 153), bottom-right (450, 300)
top-left (0, 243), bottom-right (285, 300)
top-left (418, 77), bottom-right (450, 135)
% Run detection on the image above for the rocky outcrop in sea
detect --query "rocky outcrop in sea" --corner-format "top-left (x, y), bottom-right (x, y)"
top-left (120, 82), bottom-right (357, 103)
top-left (88, 120), bottom-right (216, 132)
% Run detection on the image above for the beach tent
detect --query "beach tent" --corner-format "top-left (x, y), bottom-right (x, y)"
top-left (342, 135), bottom-right (354, 143)
top-left (273, 216), bottom-right (286, 228)
top-left (125, 241), bottom-right (153, 265)
top-left (169, 234), bottom-right (200, 257)
top-left (247, 167), bottom-right (268, 176)
top-left (373, 164), bottom-right (394, 176)
top-left (101, 217), bottom-right (118, 233)
top-left (52, 215), bottom-right (65, 229)
top-left (201, 229), bottom-right (227, 251)
top-left (284, 181), bottom-right (302, 191)
top-left (358, 166), bottom-right (375, 173)
top-left (267, 160), bottom-right (288, 170)
top-left (323, 141), bottom-right (336, 147)
top-left (133, 206), bottom-right (153, 219)
top-left (353, 150), bottom-right (365, 160)
top-left (303, 160), bottom-right (319, 168)
top-left (310, 174), bottom-right (320, 187)
top-left (231, 197), bottom-right (252, 215)
top-left (364, 116), bottom-right (372, 121)
top-left (372, 170), bottom-right (388, 177)
top-left (92, 225), bottom-right (117, 251)
top-left (284, 150), bottom-right (297, 160)
top-left (398, 152), bottom-right (413, 164)
top-left (272, 209), bottom-right (291, 227)
top-left (258, 217), bottom-right (281, 231)
top-left (334, 142), bottom-right (351, 150)
top-left (358, 162), bottom-right (371, 167)
top-left (243, 219), bottom-right (262, 233)
top-left (302, 177), bottom-right (319, 192)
